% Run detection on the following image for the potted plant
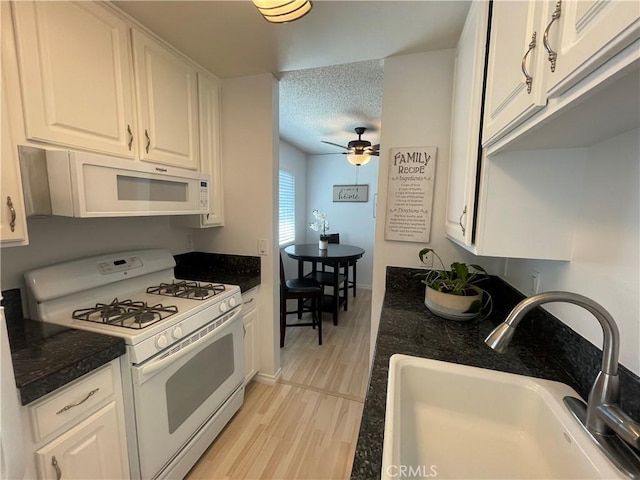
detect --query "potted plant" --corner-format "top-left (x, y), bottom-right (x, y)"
top-left (309, 209), bottom-right (330, 250)
top-left (417, 248), bottom-right (492, 321)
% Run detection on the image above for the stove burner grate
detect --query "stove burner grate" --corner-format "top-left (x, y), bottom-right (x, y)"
top-left (72, 298), bottom-right (178, 329)
top-left (147, 281), bottom-right (225, 300)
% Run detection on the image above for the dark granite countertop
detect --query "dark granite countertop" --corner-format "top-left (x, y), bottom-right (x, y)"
top-left (351, 267), bottom-right (640, 480)
top-left (174, 252), bottom-right (261, 293)
top-left (2, 289), bottom-right (125, 406)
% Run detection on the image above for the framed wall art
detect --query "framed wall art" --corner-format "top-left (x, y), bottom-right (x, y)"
top-left (332, 184), bottom-right (368, 202)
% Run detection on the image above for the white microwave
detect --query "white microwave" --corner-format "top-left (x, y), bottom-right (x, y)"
top-left (43, 150), bottom-right (210, 217)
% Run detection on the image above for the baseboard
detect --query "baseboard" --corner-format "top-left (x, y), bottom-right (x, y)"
top-left (253, 368), bottom-right (282, 385)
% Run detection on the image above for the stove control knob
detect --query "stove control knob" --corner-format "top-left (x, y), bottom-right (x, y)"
top-left (172, 326), bottom-right (183, 340)
top-left (155, 334), bottom-right (168, 349)
top-left (229, 297), bottom-right (237, 308)
top-left (219, 302), bottom-right (228, 313)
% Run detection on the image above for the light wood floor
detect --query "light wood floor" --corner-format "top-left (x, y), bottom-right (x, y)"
top-left (186, 289), bottom-right (371, 480)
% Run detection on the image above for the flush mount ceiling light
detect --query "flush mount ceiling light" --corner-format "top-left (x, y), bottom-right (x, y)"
top-left (252, 0), bottom-right (313, 23)
top-left (347, 153), bottom-right (371, 166)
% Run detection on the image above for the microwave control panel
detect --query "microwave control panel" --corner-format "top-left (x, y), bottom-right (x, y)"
top-left (200, 181), bottom-right (209, 210)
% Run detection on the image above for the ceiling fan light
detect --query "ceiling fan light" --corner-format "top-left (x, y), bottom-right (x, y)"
top-left (252, 0), bottom-right (312, 23)
top-left (347, 153), bottom-right (371, 166)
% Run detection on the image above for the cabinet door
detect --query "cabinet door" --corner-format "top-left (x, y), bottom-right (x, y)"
top-left (198, 72), bottom-right (225, 226)
top-left (543, 0), bottom-right (640, 98)
top-left (1, 53), bottom-right (28, 245)
top-left (12, 1), bottom-right (135, 158)
top-left (132, 30), bottom-right (199, 170)
top-left (482, 0), bottom-right (547, 146)
top-left (242, 289), bottom-right (259, 383)
top-left (445, 1), bottom-right (490, 247)
top-left (243, 307), bottom-right (257, 384)
top-left (35, 402), bottom-right (128, 480)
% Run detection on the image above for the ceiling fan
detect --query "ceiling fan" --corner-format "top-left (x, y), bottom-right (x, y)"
top-left (322, 127), bottom-right (380, 166)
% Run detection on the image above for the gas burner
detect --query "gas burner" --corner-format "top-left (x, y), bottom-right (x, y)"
top-left (72, 298), bottom-right (178, 329)
top-left (147, 281), bottom-right (225, 300)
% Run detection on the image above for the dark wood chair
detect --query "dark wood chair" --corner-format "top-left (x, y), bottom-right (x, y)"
top-left (307, 233), bottom-right (348, 320)
top-left (318, 233), bottom-right (357, 299)
top-left (280, 253), bottom-right (323, 347)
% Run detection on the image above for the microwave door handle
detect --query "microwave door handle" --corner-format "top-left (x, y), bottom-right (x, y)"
top-left (138, 307), bottom-right (242, 379)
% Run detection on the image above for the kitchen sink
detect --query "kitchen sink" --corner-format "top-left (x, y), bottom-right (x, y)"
top-left (381, 354), bottom-right (623, 479)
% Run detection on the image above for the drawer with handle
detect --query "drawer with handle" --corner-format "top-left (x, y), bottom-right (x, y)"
top-left (241, 288), bottom-right (258, 313)
top-left (29, 363), bottom-right (115, 442)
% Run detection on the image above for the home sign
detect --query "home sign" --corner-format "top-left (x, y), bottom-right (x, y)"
top-left (333, 184), bottom-right (369, 202)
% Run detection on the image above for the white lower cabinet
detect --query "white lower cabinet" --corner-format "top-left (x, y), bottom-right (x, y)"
top-left (23, 360), bottom-right (129, 480)
top-left (242, 288), bottom-right (259, 384)
top-left (34, 402), bottom-right (126, 480)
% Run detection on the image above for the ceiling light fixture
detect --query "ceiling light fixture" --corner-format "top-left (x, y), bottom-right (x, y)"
top-left (252, 0), bottom-right (313, 23)
top-left (347, 153), bottom-right (371, 166)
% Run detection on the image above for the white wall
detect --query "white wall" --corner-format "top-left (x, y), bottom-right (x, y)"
top-left (193, 73), bottom-right (281, 381)
top-left (305, 153), bottom-right (379, 289)
top-left (279, 140), bottom-right (308, 278)
top-left (0, 216), bottom-right (192, 294)
top-left (371, 49), bottom-right (505, 355)
top-left (503, 128), bottom-right (640, 375)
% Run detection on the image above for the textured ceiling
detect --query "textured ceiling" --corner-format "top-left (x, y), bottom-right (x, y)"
top-left (279, 60), bottom-right (383, 155)
top-left (113, 0), bottom-right (471, 155)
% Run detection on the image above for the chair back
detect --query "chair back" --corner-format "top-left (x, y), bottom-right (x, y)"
top-left (279, 252), bottom-right (287, 291)
top-left (327, 233), bottom-right (340, 244)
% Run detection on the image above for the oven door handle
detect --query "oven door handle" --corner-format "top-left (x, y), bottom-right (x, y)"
top-left (139, 307), bottom-right (241, 379)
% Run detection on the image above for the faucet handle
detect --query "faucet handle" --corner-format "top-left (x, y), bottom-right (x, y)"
top-left (597, 404), bottom-right (640, 450)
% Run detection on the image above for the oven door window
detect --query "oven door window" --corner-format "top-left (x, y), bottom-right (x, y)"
top-left (166, 333), bottom-right (233, 433)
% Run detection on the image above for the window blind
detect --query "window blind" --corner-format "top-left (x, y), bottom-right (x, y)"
top-left (279, 170), bottom-right (296, 245)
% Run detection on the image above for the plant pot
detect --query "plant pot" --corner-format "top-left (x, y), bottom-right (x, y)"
top-left (318, 238), bottom-right (328, 250)
top-left (424, 285), bottom-right (483, 321)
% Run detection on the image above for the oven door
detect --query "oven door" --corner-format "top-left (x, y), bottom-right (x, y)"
top-left (130, 307), bottom-right (244, 479)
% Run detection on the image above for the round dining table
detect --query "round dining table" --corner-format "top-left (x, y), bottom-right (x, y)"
top-left (283, 244), bottom-right (365, 325)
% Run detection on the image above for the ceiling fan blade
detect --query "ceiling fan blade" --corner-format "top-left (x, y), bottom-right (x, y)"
top-left (321, 140), bottom-right (349, 150)
top-left (371, 144), bottom-right (380, 150)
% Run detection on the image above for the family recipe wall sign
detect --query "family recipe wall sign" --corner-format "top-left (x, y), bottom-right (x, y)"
top-left (384, 147), bottom-right (437, 242)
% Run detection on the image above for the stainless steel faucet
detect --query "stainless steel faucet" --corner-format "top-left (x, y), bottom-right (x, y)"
top-left (485, 291), bottom-right (640, 478)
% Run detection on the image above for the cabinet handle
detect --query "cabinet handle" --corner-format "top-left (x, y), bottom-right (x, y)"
top-left (55, 388), bottom-right (99, 414)
top-left (51, 456), bottom-right (62, 480)
top-left (6, 196), bottom-right (16, 232)
top-left (543, 0), bottom-right (562, 72)
top-left (521, 31), bottom-right (537, 94)
top-left (243, 297), bottom-right (255, 305)
top-left (145, 129), bottom-right (151, 154)
top-left (127, 124), bottom-right (134, 151)
top-left (459, 205), bottom-right (467, 237)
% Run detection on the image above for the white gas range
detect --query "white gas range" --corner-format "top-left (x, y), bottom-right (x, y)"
top-left (24, 249), bottom-right (245, 480)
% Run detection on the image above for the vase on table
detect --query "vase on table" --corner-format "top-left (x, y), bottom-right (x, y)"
top-left (319, 235), bottom-right (329, 250)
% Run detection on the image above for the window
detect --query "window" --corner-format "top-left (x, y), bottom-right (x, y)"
top-left (279, 170), bottom-right (296, 245)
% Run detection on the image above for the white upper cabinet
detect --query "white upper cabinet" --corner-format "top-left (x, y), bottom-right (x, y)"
top-left (1, 70), bottom-right (28, 246)
top-left (131, 30), bottom-right (199, 170)
top-left (445, 1), bottom-right (490, 247)
top-left (1, 3), bottom-right (28, 246)
top-left (12, 1), bottom-right (136, 158)
top-left (172, 71), bottom-right (225, 229)
top-left (197, 72), bottom-right (224, 226)
top-left (543, 0), bottom-right (640, 98)
top-left (482, 0), bottom-right (547, 146)
top-left (483, 0), bottom-right (639, 149)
